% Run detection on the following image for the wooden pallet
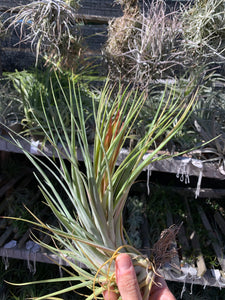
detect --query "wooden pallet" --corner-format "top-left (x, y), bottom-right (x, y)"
top-left (0, 169), bottom-right (224, 288)
top-left (159, 196), bottom-right (225, 288)
top-left (0, 135), bottom-right (225, 181)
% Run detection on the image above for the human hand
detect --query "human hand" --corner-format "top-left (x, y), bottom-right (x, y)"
top-left (103, 253), bottom-right (176, 300)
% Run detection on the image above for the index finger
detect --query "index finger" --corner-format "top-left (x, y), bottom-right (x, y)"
top-left (116, 253), bottom-right (142, 300)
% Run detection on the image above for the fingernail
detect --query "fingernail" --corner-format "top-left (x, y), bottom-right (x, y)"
top-left (116, 254), bottom-right (132, 273)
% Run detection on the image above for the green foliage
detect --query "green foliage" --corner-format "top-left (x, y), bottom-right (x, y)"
top-left (5, 69), bottom-right (94, 143)
top-left (0, 78), bottom-right (23, 131)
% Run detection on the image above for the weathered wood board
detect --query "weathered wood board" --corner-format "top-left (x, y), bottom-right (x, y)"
top-left (0, 22), bottom-right (108, 71)
top-left (0, 136), bottom-right (224, 182)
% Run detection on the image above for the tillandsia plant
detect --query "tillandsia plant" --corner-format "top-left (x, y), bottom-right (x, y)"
top-left (181, 0), bottom-right (225, 64)
top-left (2, 0), bottom-right (82, 67)
top-left (105, 0), bottom-right (189, 87)
top-left (7, 75), bottom-right (197, 299)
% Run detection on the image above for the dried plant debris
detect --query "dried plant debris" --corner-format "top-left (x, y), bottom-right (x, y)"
top-left (152, 224), bottom-right (180, 268)
top-left (105, 0), bottom-right (190, 86)
top-left (106, 0), bottom-right (225, 86)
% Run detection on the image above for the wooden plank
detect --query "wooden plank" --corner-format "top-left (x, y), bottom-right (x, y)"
top-left (161, 268), bottom-right (225, 288)
top-left (0, 0), bottom-right (178, 16)
top-left (0, 243), bottom-right (87, 267)
top-left (80, 24), bottom-right (107, 52)
top-left (18, 229), bottom-right (30, 248)
top-left (174, 187), bottom-right (225, 199)
top-left (184, 198), bottom-right (207, 277)
top-left (0, 0), bottom-right (29, 10)
top-left (0, 225), bottom-right (13, 246)
top-left (0, 24), bottom-right (108, 50)
top-left (145, 155), bottom-right (225, 180)
top-left (79, 0), bottom-right (122, 18)
top-left (0, 23), bottom-right (107, 71)
top-left (174, 217), bottom-right (190, 253)
top-left (0, 218), bottom-right (7, 229)
top-left (214, 211), bottom-right (225, 237)
top-left (0, 136), bottom-right (225, 181)
top-left (197, 205), bottom-right (225, 274)
top-left (0, 174), bottom-right (24, 198)
top-left (13, 228), bottom-right (24, 240)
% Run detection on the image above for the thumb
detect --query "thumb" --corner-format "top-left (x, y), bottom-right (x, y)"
top-left (116, 253), bottom-right (142, 300)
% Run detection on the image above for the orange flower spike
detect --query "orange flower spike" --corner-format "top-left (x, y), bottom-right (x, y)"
top-left (101, 111), bottom-right (123, 197)
top-left (104, 110), bottom-right (122, 152)
top-left (104, 117), bottom-right (113, 151)
top-left (112, 111), bottom-right (121, 137)
top-left (111, 123), bottom-right (124, 168)
top-left (110, 111), bottom-right (125, 169)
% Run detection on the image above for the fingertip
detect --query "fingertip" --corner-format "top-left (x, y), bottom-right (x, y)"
top-left (103, 289), bottom-right (119, 300)
top-left (115, 253), bottom-right (142, 300)
top-left (116, 253), bottom-right (133, 274)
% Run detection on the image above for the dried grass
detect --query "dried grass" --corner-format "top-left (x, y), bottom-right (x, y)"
top-left (152, 224), bottom-right (180, 268)
top-left (105, 0), bottom-right (188, 87)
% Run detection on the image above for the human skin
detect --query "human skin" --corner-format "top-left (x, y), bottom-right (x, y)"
top-left (103, 253), bottom-right (176, 300)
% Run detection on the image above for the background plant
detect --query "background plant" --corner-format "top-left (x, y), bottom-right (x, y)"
top-left (0, 78), bottom-right (23, 132)
top-left (105, 0), bottom-right (193, 87)
top-left (181, 0), bottom-right (225, 67)
top-left (105, 0), bottom-right (225, 88)
top-left (162, 70), bottom-right (225, 152)
top-left (172, 70), bottom-right (225, 161)
top-left (5, 69), bottom-right (94, 143)
top-left (2, 0), bottom-right (83, 68)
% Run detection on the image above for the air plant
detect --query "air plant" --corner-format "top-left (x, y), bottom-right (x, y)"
top-left (2, 0), bottom-right (82, 67)
top-left (187, 73), bottom-right (225, 173)
top-left (105, 0), bottom-right (189, 87)
top-left (181, 0), bottom-right (225, 64)
top-left (192, 116), bottom-right (225, 175)
top-left (6, 75), bottom-right (197, 299)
